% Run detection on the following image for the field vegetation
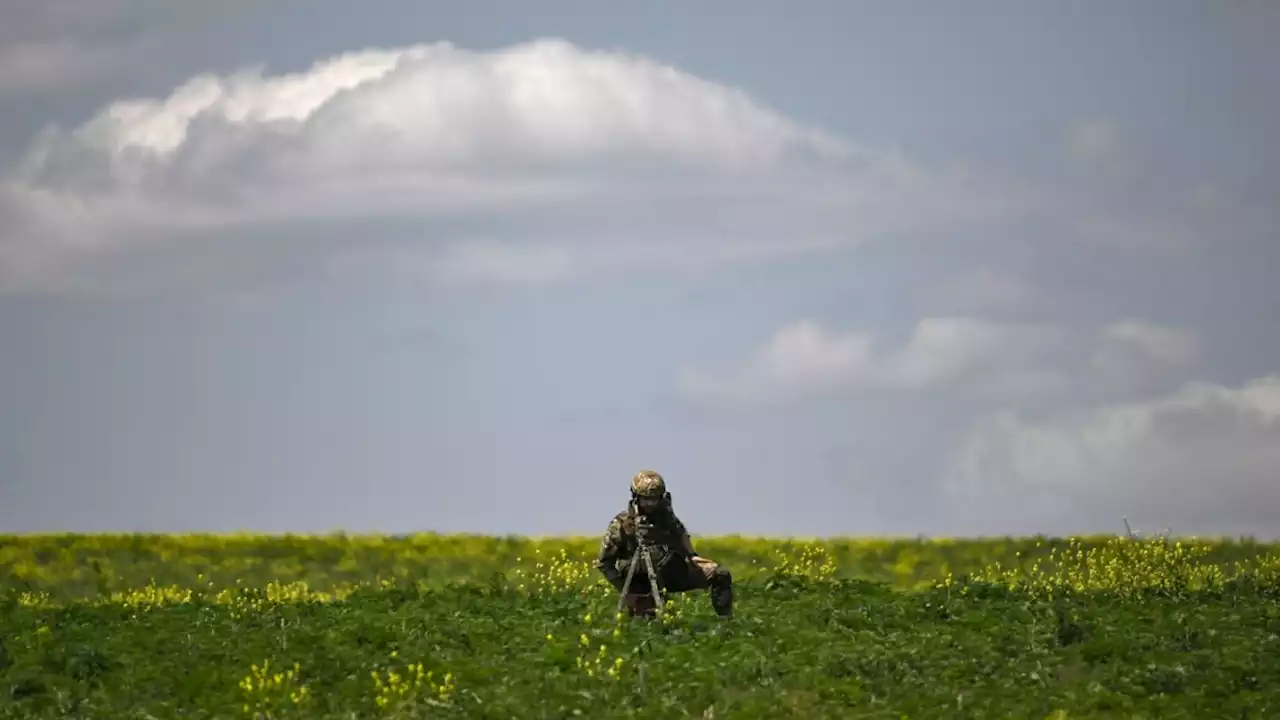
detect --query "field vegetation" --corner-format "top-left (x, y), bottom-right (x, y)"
top-left (2, 532), bottom-right (1279, 718)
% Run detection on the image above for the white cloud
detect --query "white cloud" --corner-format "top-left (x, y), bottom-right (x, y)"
top-left (8, 38), bottom-right (854, 208)
top-left (677, 316), bottom-right (1198, 408)
top-left (942, 375), bottom-right (1280, 538)
top-left (692, 319), bottom-right (877, 402)
top-left (1097, 320), bottom-right (1198, 367)
top-left (0, 38), bottom-right (1029, 294)
top-left (1, 38), bottom-right (1249, 296)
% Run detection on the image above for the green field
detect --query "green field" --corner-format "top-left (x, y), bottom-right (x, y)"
top-left (3, 533), bottom-right (1280, 718)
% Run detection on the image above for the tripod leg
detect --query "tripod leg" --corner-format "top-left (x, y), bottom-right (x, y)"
top-left (641, 548), bottom-right (665, 617)
top-left (616, 545), bottom-right (642, 615)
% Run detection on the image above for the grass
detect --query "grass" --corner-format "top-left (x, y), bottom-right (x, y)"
top-left (2, 533), bottom-right (1279, 718)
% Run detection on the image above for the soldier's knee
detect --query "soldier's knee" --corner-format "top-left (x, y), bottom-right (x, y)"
top-left (711, 565), bottom-right (732, 585)
top-left (692, 556), bottom-right (721, 581)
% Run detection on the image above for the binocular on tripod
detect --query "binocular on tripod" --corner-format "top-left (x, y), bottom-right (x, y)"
top-left (615, 506), bottom-right (667, 617)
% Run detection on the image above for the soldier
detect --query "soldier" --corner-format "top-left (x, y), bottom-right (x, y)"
top-left (594, 469), bottom-right (734, 618)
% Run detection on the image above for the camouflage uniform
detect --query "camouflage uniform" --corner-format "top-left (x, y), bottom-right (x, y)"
top-left (594, 470), bottom-right (734, 618)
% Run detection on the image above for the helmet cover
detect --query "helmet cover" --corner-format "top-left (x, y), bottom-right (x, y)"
top-left (630, 469), bottom-right (666, 498)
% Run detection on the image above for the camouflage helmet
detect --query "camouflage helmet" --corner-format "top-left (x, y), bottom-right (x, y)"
top-left (631, 469), bottom-right (666, 498)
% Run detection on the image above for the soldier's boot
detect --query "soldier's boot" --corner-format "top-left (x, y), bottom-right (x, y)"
top-left (708, 566), bottom-right (733, 618)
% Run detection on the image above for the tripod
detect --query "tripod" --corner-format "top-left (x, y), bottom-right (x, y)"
top-left (615, 507), bottom-right (666, 618)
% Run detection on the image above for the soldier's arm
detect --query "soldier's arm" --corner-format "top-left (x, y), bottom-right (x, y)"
top-left (594, 518), bottom-right (627, 589)
top-left (673, 515), bottom-right (698, 556)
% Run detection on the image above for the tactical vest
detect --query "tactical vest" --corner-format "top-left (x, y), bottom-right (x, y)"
top-left (619, 509), bottom-right (686, 569)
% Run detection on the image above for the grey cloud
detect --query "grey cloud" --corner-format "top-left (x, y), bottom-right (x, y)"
top-left (677, 316), bottom-right (1199, 412)
top-left (0, 0), bottom-right (262, 92)
top-left (0, 40), bottom-right (124, 93)
top-left (1, 0), bottom-right (149, 40)
top-left (913, 269), bottom-right (1060, 324)
top-left (1065, 117), bottom-right (1133, 180)
top-left (941, 375), bottom-right (1280, 538)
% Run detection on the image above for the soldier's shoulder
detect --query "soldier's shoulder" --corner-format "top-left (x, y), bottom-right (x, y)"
top-left (608, 510), bottom-right (631, 527)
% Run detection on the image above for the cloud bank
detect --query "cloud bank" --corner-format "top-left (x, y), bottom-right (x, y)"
top-left (677, 317), bottom-right (1199, 409)
top-left (943, 376), bottom-right (1280, 537)
top-left (0, 38), bottom-right (1033, 293)
top-left (681, 313), bottom-right (1280, 538)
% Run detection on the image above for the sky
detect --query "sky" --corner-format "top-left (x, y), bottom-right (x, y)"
top-left (1, 1), bottom-right (1279, 539)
